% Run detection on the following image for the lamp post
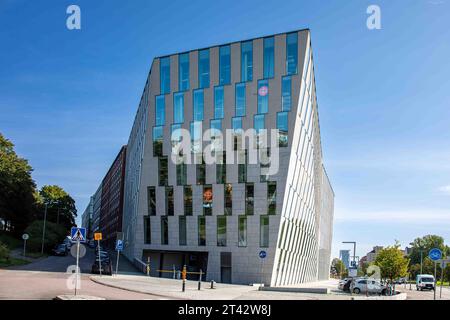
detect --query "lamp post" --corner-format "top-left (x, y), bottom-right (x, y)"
top-left (40, 202), bottom-right (48, 254)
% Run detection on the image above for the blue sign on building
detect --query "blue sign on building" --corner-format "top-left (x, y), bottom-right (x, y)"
top-left (259, 250), bottom-right (267, 259)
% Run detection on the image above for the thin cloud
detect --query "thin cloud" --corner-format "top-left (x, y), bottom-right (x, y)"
top-left (438, 185), bottom-right (450, 195)
top-left (334, 208), bottom-right (450, 224)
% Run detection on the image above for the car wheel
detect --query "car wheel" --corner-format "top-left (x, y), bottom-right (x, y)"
top-left (353, 288), bottom-right (361, 294)
top-left (381, 289), bottom-right (387, 296)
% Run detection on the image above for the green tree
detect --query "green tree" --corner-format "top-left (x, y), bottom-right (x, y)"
top-left (409, 235), bottom-right (445, 265)
top-left (0, 132), bottom-right (37, 236)
top-left (331, 258), bottom-right (347, 279)
top-left (374, 243), bottom-right (409, 283)
top-left (24, 220), bottom-right (67, 252)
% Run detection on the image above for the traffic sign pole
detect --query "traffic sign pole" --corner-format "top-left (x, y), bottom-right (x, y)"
top-left (115, 249), bottom-right (120, 276)
top-left (75, 240), bottom-right (80, 296)
top-left (98, 239), bottom-right (102, 276)
top-left (434, 262), bottom-right (437, 300)
top-left (23, 239), bottom-right (27, 257)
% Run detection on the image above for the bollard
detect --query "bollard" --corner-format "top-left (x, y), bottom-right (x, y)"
top-left (210, 280), bottom-right (215, 289)
top-left (146, 257), bottom-right (150, 276)
top-left (173, 264), bottom-right (176, 279)
top-left (198, 269), bottom-right (202, 290)
top-left (181, 265), bottom-right (187, 292)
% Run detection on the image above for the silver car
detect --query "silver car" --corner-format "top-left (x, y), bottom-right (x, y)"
top-left (350, 278), bottom-right (387, 295)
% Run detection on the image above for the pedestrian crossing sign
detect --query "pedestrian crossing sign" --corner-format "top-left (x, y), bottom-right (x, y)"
top-left (71, 227), bottom-right (86, 242)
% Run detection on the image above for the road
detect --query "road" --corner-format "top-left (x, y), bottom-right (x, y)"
top-left (0, 245), bottom-right (166, 300)
top-left (396, 283), bottom-right (450, 300)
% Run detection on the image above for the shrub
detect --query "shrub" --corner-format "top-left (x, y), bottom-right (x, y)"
top-left (24, 220), bottom-right (68, 253)
top-left (0, 241), bottom-right (10, 260)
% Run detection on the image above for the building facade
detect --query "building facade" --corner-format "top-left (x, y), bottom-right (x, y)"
top-left (99, 146), bottom-right (127, 249)
top-left (92, 184), bottom-right (102, 234)
top-left (81, 196), bottom-right (94, 239)
top-left (339, 250), bottom-right (351, 269)
top-left (122, 29), bottom-right (334, 286)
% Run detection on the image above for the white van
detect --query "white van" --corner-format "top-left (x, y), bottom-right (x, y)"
top-left (416, 274), bottom-right (435, 291)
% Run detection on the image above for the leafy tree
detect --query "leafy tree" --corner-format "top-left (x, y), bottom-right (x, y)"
top-left (0, 241), bottom-right (9, 260)
top-left (409, 235), bottom-right (445, 265)
top-left (0, 132), bottom-right (37, 236)
top-left (374, 243), bottom-right (409, 283)
top-left (331, 258), bottom-right (347, 278)
top-left (24, 220), bottom-right (67, 252)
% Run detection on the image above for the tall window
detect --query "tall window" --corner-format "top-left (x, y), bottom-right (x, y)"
top-left (144, 216), bottom-right (151, 244)
top-left (177, 163), bottom-right (187, 185)
top-left (155, 95), bottom-right (165, 126)
top-left (178, 53), bottom-right (189, 91)
top-left (267, 181), bottom-right (277, 215)
top-left (210, 119), bottom-right (222, 138)
top-left (193, 89), bottom-right (204, 121)
top-left (257, 80), bottom-right (269, 114)
top-left (281, 76), bottom-right (292, 111)
top-left (216, 152), bottom-right (226, 184)
top-left (196, 157), bottom-right (205, 185)
top-left (241, 40), bottom-right (253, 82)
top-left (147, 186), bottom-right (156, 215)
top-left (203, 185), bottom-right (213, 216)
top-left (245, 183), bottom-right (254, 215)
top-left (153, 126), bottom-right (163, 157)
top-left (179, 216), bottom-right (187, 246)
top-left (235, 83), bottom-right (246, 117)
top-left (260, 148), bottom-right (271, 182)
top-left (224, 183), bottom-right (232, 215)
top-left (232, 117), bottom-right (243, 151)
top-left (260, 216), bottom-right (269, 247)
top-left (161, 216), bottom-right (168, 245)
top-left (173, 92), bottom-right (184, 124)
top-left (198, 216), bottom-right (206, 246)
top-left (184, 186), bottom-right (193, 216)
top-left (160, 56), bottom-right (170, 94)
top-left (158, 156), bottom-right (168, 186)
top-left (166, 186), bottom-right (174, 216)
top-left (238, 216), bottom-right (247, 247)
top-left (217, 216), bottom-right (227, 247)
top-left (238, 150), bottom-right (247, 183)
top-left (190, 121), bottom-right (202, 153)
top-left (219, 45), bottom-right (231, 85)
top-left (198, 49), bottom-right (210, 88)
top-left (263, 37), bottom-right (274, 79)
top-left (214, 86), bottom-right (224, 119)
top-left (277, 112), bottom-right (288, 147)
top-left (171, 124), bottom-right (182, 149)
top-left (254, 114), bottom-right (265, 133)
top-left (286, 32), bottom-right (298, 75)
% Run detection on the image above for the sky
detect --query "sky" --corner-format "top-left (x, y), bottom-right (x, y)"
top-left (1, 0), bottom-right (449, 260)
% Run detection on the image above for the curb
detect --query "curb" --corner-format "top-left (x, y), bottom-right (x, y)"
top-left (350, 292), bottom-right (407, 300)
top-left (55, 295), bottom-right (105, 300)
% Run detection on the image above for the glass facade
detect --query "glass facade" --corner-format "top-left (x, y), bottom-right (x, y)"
top-left (263, 37), bottom-right (274, 79)
top-left (241, 40), bottom-right (253, 82)
top-left (179, 216), bottom-right (187, 246)
top-left (257, 80), bottom-right (269, 114)
top-left (238, 216), bottom-right (247, 247)
top-left (178, 53), bottom-right (189, 91)
top-left (224, 183), bottom-right (232, 215)
top-left (173, 92), bottom-right (184, 124)
top-left (161, 216), bottom-right (168, 245)
top-left (286, 32), bottom-right (298, 75)
top-left (147, 186), bottom-right (156, 215)
top-left (219, 45), bottom-right (231, 85)
top-left (166, 186), bottom-right (174, 216)
top-left (153, 126), bottom-right (163, 157)
top-left (238, 150), bottom-right (247, 183)
top-left (198, 49), bottom-right (210, 88)
top-left (260, 216), bottom-right (269, 247)
top-left (144, 216), bottom-right (151, 244)
top-left (232, 117), bottom-right (242, 132)
top-left (245, 183), bottom-right (254, 215)
top-left (281, 76), bottom-right (292, 111)
top-left (155, 95), bottom-right (165, 126)
top-left (158, 156), bottom-right (168, 186)
top-left (190, 121), bottom-right (202, 153)
top-left (277, 112), bottom-right (288, 147)
top-left (193, 89), bottom-right (204, 121)
top-left (177, 163), bottom-right (187, 185)
top-left (235, 83), bottom-right (246, 117)
top-left (198, 216), bottom-right (206, 246)
top-left (217, 216), bottom-right (227, 247)
top-left (216, 152), bottom-right (226, 184)
top-left (160, 56), bottom-right (170, 94)
top-left (214, 86), bottom-right (224, 119)
top-left (254, 114), bottom-right (265, 133)
top-left (267, 181), bottom-right (277, 215)
top-left (184, 185), bottom-right (193, 216)
top-left (210, 119), bottom-right (222, 138)
top-left (196, 157), bottom-right (205, 185)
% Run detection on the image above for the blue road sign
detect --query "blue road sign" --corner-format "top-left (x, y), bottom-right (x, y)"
top-left (116, 239), bottom-right (124, 251)
top-left (429, 248), bottom-right (442, 261)
top-left (259, 250), bottom-right (267, 259)
top-left (71, 227), bottom-right (86, 242)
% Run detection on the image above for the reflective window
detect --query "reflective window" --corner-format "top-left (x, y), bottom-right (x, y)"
top-left (203, 185), bottom-right (213, 216)
top-left (155, 95), bottom-right (165, 126)
top-left (254, 114), bottom-right (265, 133)
top-left (238, 216), bottom-right (247, 247)
top-left (219, 45), bottom-right (231, 85)
top-left (245, 183), bottom-right (254, 215)
top-left (214, 86), bottom-right (224, 119)
top-left (166, 186), bottom-right (174, 216)
top-left (184, 186), bottom-right (193, 216)
top-left (193, 89), bottom-right (204, 121)
top-left (161, 216), bottom-right (168, 245)
top-left (286, 32), bottom-right (298, 75)
top-left (144, 216), bottom-right (151, 244)
top-left (177, 163), bottom-right (187, 185)
top-left (178, 53), bottom-right (189, 91)
top-left (217, 216), bottom-right (227, 247)
top-left (235, 83), bottom-right (246, 117)
top-left (216, 151), bottom-right (226, 184)
top-left (238, 150), bottom-right (247, 183)
top-left (147, 186), bottom-right (156, 216)
top-left (260, 148), bottom-right (271, 182)
top-left (171, 124), bottom-right (182, 149)
top-left (277, 112), bottom-right (288, 147)
top-left (153, 126), bottom-right (163, 157)
top-left (173, 93), bottom-right (184, 124)
top-left (196, 156), bottom-right (205, 185)
top-left (257, 80), bottom-right (269, 114)
top-left (267, 181), bottom-right (276, 215)
top-left (198, 49), bottom-right (210, 88)
top-left (260, 216), bottom-right (269, 247)
top-left (190, 121), bottom-right (202, 153)
top-left (232, 117), bottom-right (242, 132)
top-left (179, 216), bottom-right (187, 246)
top-left (158, 156), bottom-right (168, 186)
top-left (211, 119), bottom-right (222, 138)
top-left (282, 76), bottom-right (292, 111)
top-left (198, 216), bottom-right (206, 246)
top-left (160, 57), bottom-right (170, 94)
top-left (263, 37), bottom-right (274, 79)
top-left (241, 40), bottom-right (253, 82)
top-left (224, 183), bottom-right (232, 215)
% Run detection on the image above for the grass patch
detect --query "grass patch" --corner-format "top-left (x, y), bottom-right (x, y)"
top-left (0, 257), bottom-right (29, 268)
top-left (437, 281), bottom-right (450, 286)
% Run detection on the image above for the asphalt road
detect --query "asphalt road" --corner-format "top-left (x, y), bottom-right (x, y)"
top-left (0, 246), bottom-right (165, 300)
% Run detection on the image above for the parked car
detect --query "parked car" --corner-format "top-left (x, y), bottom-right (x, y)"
top-left (88, 240), bottom-right (96, 248)
top-left (350, 278), bottom-right (387, 295)
top-left (416, 274), bottom-right (435, 291)
top-left (338, 278), bottom-right (351, 290)
top-left (63, 238), bottom-right (72, 249)
top-left (91, 260), bottom-right (112, 275)
top-left (52, 244), bottom-right (68, 256)
top-left (395, 277), bottom-right (407, 284)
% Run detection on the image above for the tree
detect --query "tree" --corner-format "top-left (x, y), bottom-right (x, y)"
top-left (409, 235), bottom-right (445, 265)
top-left (331, 258), bottom-right (347, 279)
top-left (24, 220), bottom-right (67, 252)
top-left (35, 185), bottom-right (77, 231)
top-left (0, 132), bottom-right (37, 236)
top-left (374, 243), bottom-right (409, 283)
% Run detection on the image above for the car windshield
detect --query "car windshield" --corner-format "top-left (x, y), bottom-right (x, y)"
top-left (421, 277), bottom-right (434, 282)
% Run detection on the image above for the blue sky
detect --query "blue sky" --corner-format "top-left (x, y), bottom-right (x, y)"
top-left (1, 0), bottom-right (449, 259)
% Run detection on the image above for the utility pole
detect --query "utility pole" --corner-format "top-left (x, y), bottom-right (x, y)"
top-left (41, 203), bottom-right (48, 254)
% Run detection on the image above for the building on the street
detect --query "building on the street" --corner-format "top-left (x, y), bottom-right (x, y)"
top-left (99, 146), bottom-right (127, 249)
top-left (366, 246), bottom-right (383, 263)
top-left (121, 28), bottom-right (334, 286)
top-left (339, 250), bottom-right (351, 269)
top-left (81, 196), bottom-right (94, 239)
top-left (92, 184), bottom-right (102, 234)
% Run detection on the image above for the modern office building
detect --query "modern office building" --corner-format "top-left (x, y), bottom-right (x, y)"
top-left (99, 146), bottom-right (127, 249)
top-left (122, 29), bottom-right (334, 286)
top-left (339, 250), bottom-right (351, 269)
top-left (81, 196), bottom-right (94, 239)
top-left (91, 184), bottom-right (102, 234)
